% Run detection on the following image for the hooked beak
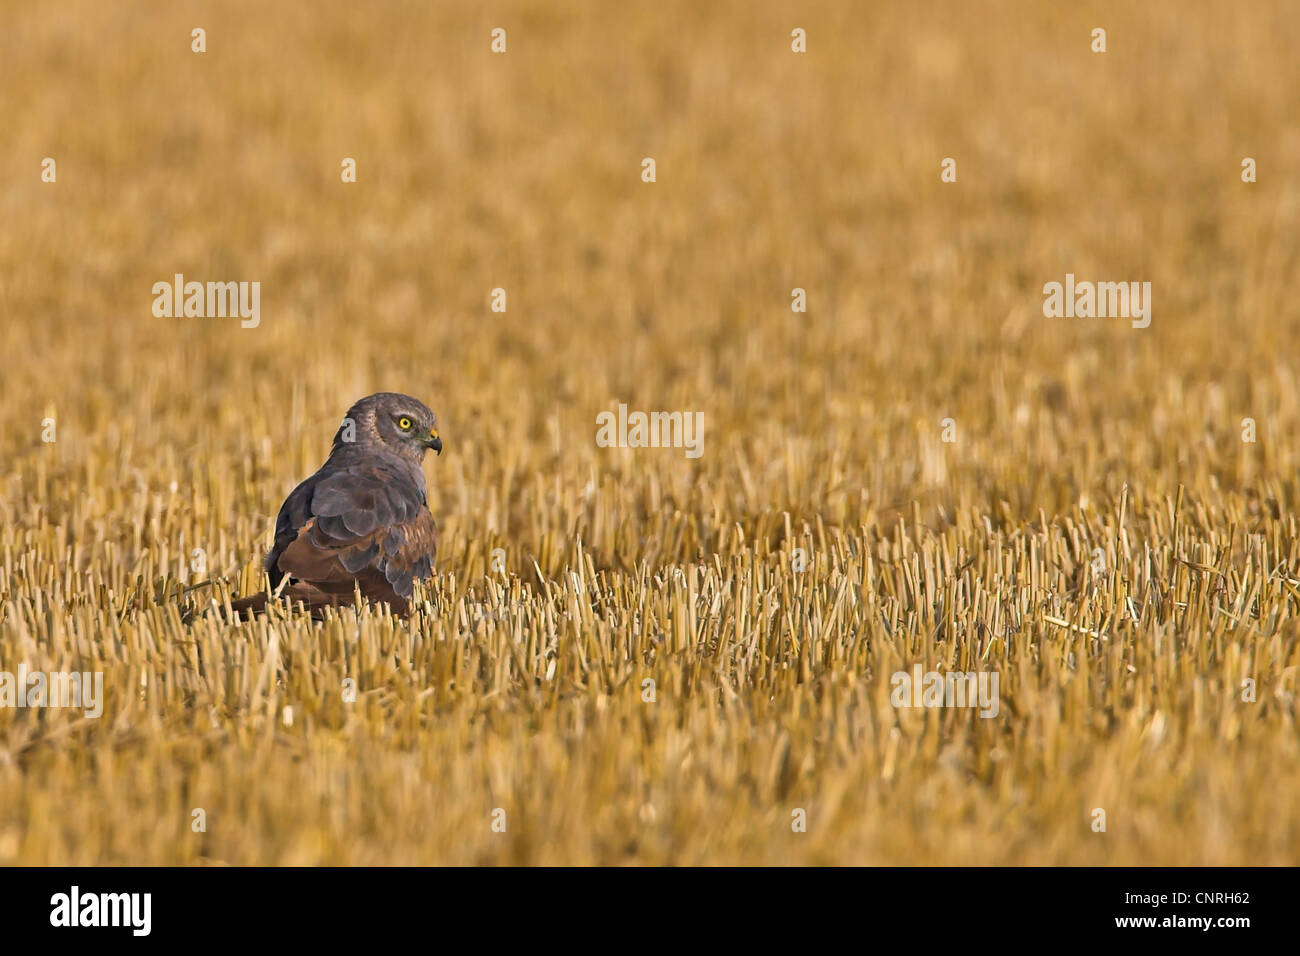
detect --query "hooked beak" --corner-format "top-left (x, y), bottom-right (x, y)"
top-left (424, 429), bottom-right (442, 455)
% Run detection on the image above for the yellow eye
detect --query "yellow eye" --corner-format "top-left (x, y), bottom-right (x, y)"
top-left (398, 417), bottom-right (413, 430)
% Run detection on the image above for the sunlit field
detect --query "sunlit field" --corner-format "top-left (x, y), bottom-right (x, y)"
top-left (1, 0), bottom-right (1298, 864)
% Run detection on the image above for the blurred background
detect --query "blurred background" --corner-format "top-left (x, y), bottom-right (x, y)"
top-left (3, 0), bottom-right (1299, 554)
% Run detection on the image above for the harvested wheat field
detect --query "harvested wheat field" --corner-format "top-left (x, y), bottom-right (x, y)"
top-left (0, 0), bottom-right (1298, 866)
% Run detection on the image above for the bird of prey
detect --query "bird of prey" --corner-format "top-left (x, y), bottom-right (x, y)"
top-left (230, 392), bottom-right (442, 619)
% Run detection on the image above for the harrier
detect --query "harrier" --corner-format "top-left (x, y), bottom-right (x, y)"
top-left (230, 392), bottom-right (441, 619)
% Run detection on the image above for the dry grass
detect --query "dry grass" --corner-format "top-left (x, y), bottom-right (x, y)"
top-left (1, 0), bottom-right (1298, 864)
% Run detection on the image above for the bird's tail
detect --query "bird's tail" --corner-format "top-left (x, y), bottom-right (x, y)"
top-left (227, 591), bottom-right (269, 620)
top-left (225, 584), bottom-right (355, 622)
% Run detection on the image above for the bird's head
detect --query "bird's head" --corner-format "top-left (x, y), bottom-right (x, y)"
top-left (334, 392), bottom-right (442, 461)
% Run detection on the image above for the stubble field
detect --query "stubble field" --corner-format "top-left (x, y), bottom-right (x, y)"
top-left (1, 0), bottom-right (1298, 864)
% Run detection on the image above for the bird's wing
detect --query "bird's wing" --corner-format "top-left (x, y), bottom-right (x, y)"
top-left (269, 462), bottom-right (436, 610)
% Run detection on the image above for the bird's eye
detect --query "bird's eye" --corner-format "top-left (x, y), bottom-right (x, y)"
top-left (398, 417), bottom-right (413, 431)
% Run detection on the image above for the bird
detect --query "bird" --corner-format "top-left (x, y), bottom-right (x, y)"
top-left (229, 392), bottom-right (442, 619)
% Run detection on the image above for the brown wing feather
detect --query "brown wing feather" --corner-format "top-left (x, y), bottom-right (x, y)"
top-left (234, 450), bottom-right (437, 620)
top-left (275, 511), bottom-right (437, 616)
